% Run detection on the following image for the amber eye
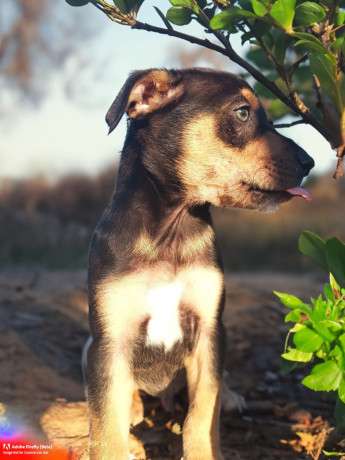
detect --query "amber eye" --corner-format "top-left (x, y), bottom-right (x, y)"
top-left (234, 107), bottom-right (249, 122)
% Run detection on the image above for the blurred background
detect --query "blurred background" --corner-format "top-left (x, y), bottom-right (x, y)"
top-left (0, 0), bottom-right (344, 272)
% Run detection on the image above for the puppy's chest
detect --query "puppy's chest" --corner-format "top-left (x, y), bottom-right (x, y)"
top-left (145, 280), bottom-right (184, 349)
top-left (140, 265), bottom-right (223, 350)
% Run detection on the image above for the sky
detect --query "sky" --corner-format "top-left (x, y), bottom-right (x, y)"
top-left (0, 0), bottom-right (337, 181)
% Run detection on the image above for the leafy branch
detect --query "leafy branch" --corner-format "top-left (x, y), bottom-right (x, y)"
top-left (66, 0), bottom-right (345, 178)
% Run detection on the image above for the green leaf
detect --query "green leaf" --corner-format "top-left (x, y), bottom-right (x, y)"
top-left (316, 348), bottom-right (326, 358)
top-left (291, 323), bottom-right (305, 333)
top-left (338, 353), bottom-right (345, 372)
top-left (335, 11), bottom-right (345, 28)
top-left (328, 300), bottom-right (345, 322)
top-left (280, 356), bottom-right (306, 374)
top-left (313, 294), bottom-right (329, 321)
top-left (325, 237), bottom-right (345, 288)
top-left (170, 0), bottom-right (194, 5)
top-left (325, 283), bottom-right (335, 302)
top-left (330, 37), bottom-right (345, 53)
top-left (249, 18), bottom-right (272, 40)
top-left (285, 309), bottom-right (303, 322)
top-left (298, 231), bottom-right (328, 271)
top-left (329, 344), bottom-right (342, 358)
top-left (113, 0), bottom-right (130, 14)
top-left (269, 0), bottom-right (296, 30)
top-left (313, 321), bottom-right (337, 342)
top-left (294, 39), bottom-right (327, 54)
top-left (267, 98), bottom-right (292, 119)
top-left (170, 0), bottom-right (199, 14)
top-left (274, 291), bottom-right (305, 308)
top-left (133, 0), bottom-right (145, 13)
top-left (273, 28), bottom-right (293, 63)
top-left (310, 52), bottom-right (343, 113)
top-left (65, 0), bottom-right (89, 6)
top-left (166, 6), bottom-right (193, 25)
top-left (253, 81), bottom-right (276, 99)
top-left (293, 326), bottom-right (324, 352)
top-left (324, 320), bottom-right (343, 333)
top-left (330, 272), bottom-right (342, 299)
top-left (251, 0), bottom-right (268, 15)
top-left (282, 347), bottom-right (313, 362)
top-left (339, 376), bottom-right (345, 404)
top-left (302, 360), bottom-right (342, 391)
top-left (246, 47), bottom-right (273, 70)
top-left (237, 0), bottom-right (252, 9)
top-left (294, 2), bottom-right (326, 26)
top-left (338, 333), bottom-right (345, 353)
top-left (322, 450), bottom-right (345, 457)
top-left (340, 74), bottom-right (345, 109)
top-left (323, 451), bottom-right (345, 456)
top-left (292, 33), bottom-right (328, 58)
top-left (210, 6), bottom-right (257, 30)
top-left (290, 32), bottom-right (324, 45)
top-left (113, 0), bottom-right (145, 14)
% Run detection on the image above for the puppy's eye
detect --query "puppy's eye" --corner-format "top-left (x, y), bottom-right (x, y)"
top-left (234, 107), bottom-right (249, 122)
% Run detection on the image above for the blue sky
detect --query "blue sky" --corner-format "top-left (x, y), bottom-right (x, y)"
top-left (0, 0), bottom-right (336, 180)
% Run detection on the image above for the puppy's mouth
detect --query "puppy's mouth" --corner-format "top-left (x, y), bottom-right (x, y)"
top-left (247, 184), bottom-right (312, 202)
top-left (286, 187), bottom-right (312, 201)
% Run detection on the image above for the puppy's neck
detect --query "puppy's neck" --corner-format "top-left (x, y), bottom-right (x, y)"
top-left (106, 143), bottom-right (218, 268)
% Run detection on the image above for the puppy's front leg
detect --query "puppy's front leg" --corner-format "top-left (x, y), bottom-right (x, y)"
top-left (87, 339), bottom-right (134, 460)
top-left (183, 333), bottom-right (225, 460)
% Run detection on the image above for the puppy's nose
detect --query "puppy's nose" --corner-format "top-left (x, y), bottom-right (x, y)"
top-left (296, 145), bottom-right (314, 176)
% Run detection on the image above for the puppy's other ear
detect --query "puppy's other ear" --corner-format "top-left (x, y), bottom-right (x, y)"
top-left (106, 69), bottom-right (182, 134)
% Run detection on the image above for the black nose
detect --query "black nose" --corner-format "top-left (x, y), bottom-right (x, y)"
top-left (296, 145), bottom-right (314, 176)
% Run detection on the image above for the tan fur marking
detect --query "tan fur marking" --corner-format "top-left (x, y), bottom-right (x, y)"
top-left (179, 116), bottom-right (297, 210)
top-left (183, 338), bottom-right (224, 460)
top-left (181, 265), bottom-right (223, 327)
top-left (239, 130), bottom-right (296, 193)
top-left (240, 87), bottom-right (260, 111)
top-left (89, 357), bottom-right (134, 460)
top-left (132, 231), bottom-right (159, 261)
top-left (178, 225), bottom-right (215, 262)
top-left (178, 115), bottom-right (246, 206)
top-left (132, 225), bottom-right (215, 264)
top-left (95, 272), bottom-right (151, 340)
top-left (95, 264), bottom-right (223, 340)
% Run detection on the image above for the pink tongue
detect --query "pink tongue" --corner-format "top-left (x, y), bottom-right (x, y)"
top-left (286, 187), bottom-right (312, 201)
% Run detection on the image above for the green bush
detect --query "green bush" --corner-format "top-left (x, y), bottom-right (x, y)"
top-left (276, 231), bottom-right (345, 427)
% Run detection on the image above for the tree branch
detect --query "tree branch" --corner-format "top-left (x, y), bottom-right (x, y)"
top-left (334, 111), bottom-right (345, 178)
top-left (132, 20), bottom-right (335, 145)
top-left (334, 145), bottom-right (344, 179)
top-left (90, 0), bottom-right (336, 148)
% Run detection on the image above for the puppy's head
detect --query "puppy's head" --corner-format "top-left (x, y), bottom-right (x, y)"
top-left (107, 68), bottom-right (314, 212)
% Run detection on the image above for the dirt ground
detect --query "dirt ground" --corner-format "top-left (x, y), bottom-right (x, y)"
top-left (0, 269), bottom-right (342, 459)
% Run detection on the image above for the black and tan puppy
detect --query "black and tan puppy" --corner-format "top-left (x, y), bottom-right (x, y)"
top-left (84, 68), bottom-right (314, 460)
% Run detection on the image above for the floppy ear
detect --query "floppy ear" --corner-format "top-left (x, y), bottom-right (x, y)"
top-left (106, 69), bottom-right (183, 134)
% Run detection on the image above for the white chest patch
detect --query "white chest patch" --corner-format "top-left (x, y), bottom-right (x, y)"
top-left (146, 281), bottom-right (184, 349)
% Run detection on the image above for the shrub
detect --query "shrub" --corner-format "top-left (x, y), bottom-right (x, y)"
top-left (276, 231), bottom-right (345, 427)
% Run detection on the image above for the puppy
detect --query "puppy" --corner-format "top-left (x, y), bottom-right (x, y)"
top-left (84, 68), bottom-right (314, 460)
